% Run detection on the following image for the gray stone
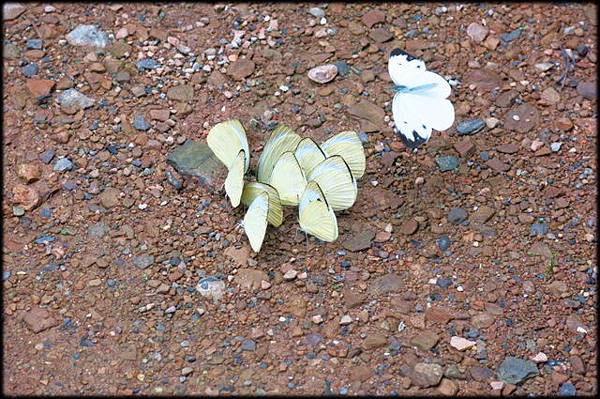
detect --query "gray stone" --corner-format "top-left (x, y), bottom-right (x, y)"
top-left (87, 222), bottom-right (108, 238)
top-left (530, 222), bottom-right (548, 236)
top-left (576, 81), bottom-right (596, 100)
top-left (166, 141), bottom-right (226, 187)
top-left (496, 356), bottom-right (539, 385)
top-left (133, 255), bottom-right (155, 270)
top-left (559, 382), bottom-right (576, 396)
top-left (22, 63), bottom-right (39, 77)
top-left (550, 142), bottom-right (562, 152)
top-left (448, 208), bottom-right (468, 224)
top-left (457, 119), bottom-right (485, 135)
top-left (500, 28), bottom-right (522, 43)
top-left (133, 115), bottom-right (150, 131)
top-left (26, 39), bottom-right (43, 49)
top-left (57, 89), bottom-right (95, 109)
top-left (39, 148), bottom-right (55, 164)
top-left (241, 339), bottom-right (256, 351)
top-left (3, 41), bottom-right (20, 59)
top-left (436, 155), bottom-right (459, 172)
top-left (53, 158), bottom-right (73, 172)
top-left (334, 60), bottom-right (350, 76)
top-left (137, 58), bottom-right (160, 71)
top-left (66, 25), bottom-right (108, 48)
top-left (308, 7), bottom-right (325, 18)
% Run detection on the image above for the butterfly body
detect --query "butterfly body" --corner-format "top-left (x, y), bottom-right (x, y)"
top-left (389, 48), bottom-right (455, 149)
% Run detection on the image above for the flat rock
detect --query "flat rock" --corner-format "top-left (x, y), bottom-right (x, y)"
top-left (99, 187), bottom-right (120, 208)
top-left (496, 357), bottom-right (539, 385)
top-left (411, 363), bottom-right (444, 387)
top-left (3, 3), bottom-right (26, 20)
top-left (224, 246), bottom-right (250, 267)
top-left (411, 331), bottom-right (439, 351)
top-left (436, 155), bottom-right (459, 172)
top-left (57, 89), bottom-right (94, 109)
top-left (486, 158), bottom-right (510, 173)
top-left (228, 58), bottom-right (255, 80)
top-left (361, 9), bottom-right (385, 28)
top-left (577, 81), bottom-right (596, 100)
top-left (470, 206), bottom-right (495, 223)
top-left (167, 84), bottom-right (194, 102)
top-left (362, 333), bottom-right (387, 350)
top-left (399, 219), bottom-right (419, 235)
top-left (343, 289), bottom-right (366, 308)
top-left (66, 25), bottom-right (108, 48)
top-left (26, 79), bottom-right (55, 97)
top-left (450, 336), bottom-right (476, 351)
top-left (342, 230), bottom-right (374, 252)
top-left (369, 27), bottom-right (393, 43)
top-left (504, 103), bottom-right (539, 133)
top-left (133, 255), bottom-right (155, 269)
top-left (369, 273), bottom-right (403, 295)
top-left (464, 69), bottom-right (503, 92)
top-left (448, 207), bottom-right (468, 224)
top-left (234, 268), bottom-right (268, 290)
top-left (166, 140), bottom-right (226, 187)
top-left (496, 143), bottom-right (519, 154)
top-left (21, 307), bottom-right (59, 333)
top-left (347, 101), bottom-right (385, 132)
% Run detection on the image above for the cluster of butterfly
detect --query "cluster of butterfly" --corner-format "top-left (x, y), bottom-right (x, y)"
top-left (207, 120), bottom-right (366, 253)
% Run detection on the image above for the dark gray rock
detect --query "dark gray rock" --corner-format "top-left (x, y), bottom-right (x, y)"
top-left (22, 63), bottom-right (39, 77)
top-left (500, 28), bottom-right (522, 43)
top-left (496, 356), bottom-right (539, 385)
top-left (448, 208), bottom-right (468, 224)
top-left (457, 119), bottom-right (485, 135)
top-left (26, 39), bottom-right (43, 49)
top-left (166, 140), bottom-right (226, 188)
top-left (436, 155), bottom-right (459, 172)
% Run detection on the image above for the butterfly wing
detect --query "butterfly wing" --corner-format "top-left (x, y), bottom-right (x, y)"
top-left (268, 152), bottom-right (307, 206)
top-left (243, 192), bottom-right (269, 252)
top-left (294, 137), bottom-right (326, 176)
top-left (299, 181), bottom-right (338, 242)
top-left (207, 119), bottom-right (250, 172)
top-left (307, 155), bottom-right (357, 211)
top-left (388, 48), bottom-right (427, 87)
top-left (392, 92), bottom-right (455, 147)
top-left (320, 131), bottom-right (366, 179)
top-left (257, 124), bottom-right (302, 183)
top-left (241, 182), bottom-right (283, 227)
top-left (224, 150), bottom-right (245, 207)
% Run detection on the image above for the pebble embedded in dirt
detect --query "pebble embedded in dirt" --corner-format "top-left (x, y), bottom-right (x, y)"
top-left (308, 64), bottom-right (338, 84)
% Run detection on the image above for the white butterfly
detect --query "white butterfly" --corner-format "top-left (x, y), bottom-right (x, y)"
top-left (388, 48), bottom-right (455, 149)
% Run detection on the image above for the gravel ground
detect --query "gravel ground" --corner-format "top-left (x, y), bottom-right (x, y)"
top-left (2, 2), bottom-right (597, 396)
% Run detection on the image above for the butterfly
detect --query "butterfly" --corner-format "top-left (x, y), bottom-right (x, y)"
top-left (298, 180), bottom-right (338, 242)
top-left (388, 48), bottom-right (455, 149)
